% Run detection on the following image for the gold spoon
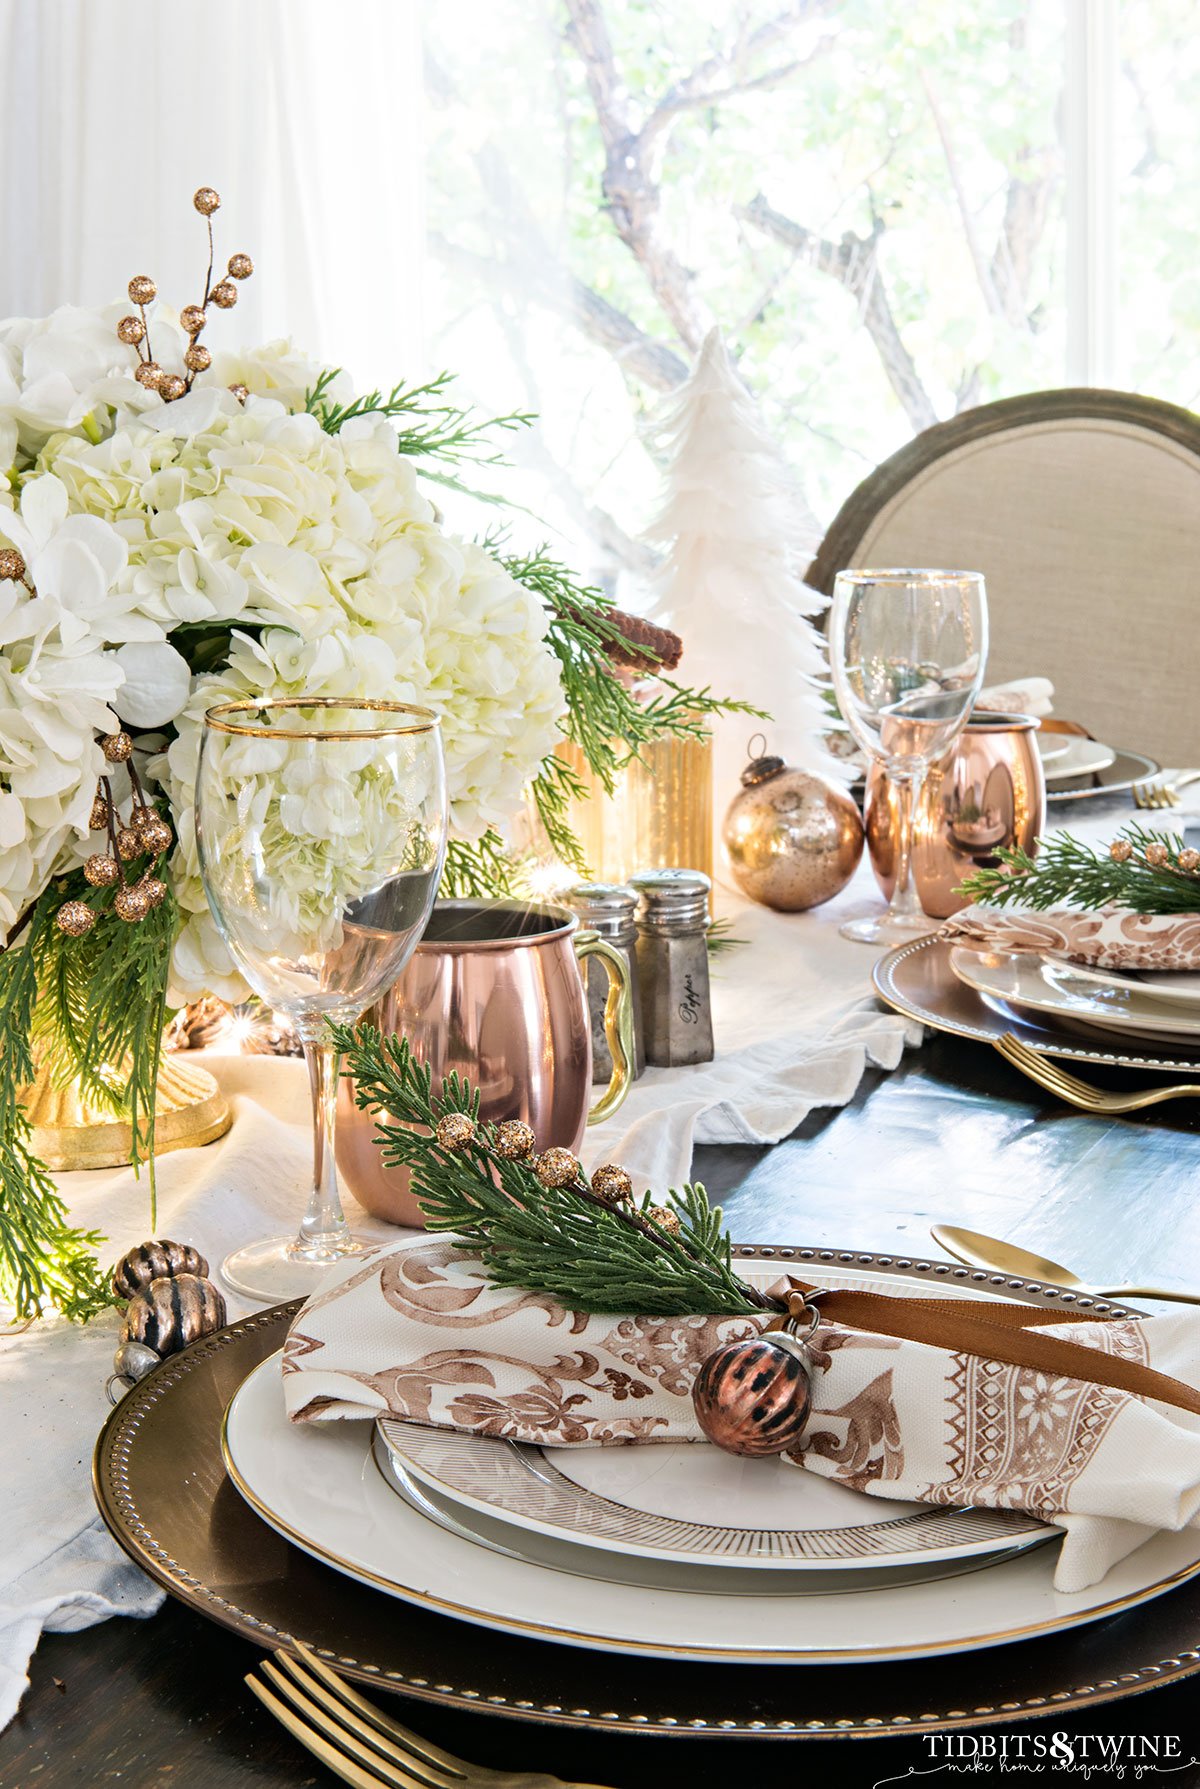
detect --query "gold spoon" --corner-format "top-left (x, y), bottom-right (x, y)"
top-left (930, 1224), bottom-right (1200, 1306)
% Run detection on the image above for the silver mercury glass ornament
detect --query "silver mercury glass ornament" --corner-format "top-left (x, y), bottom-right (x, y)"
top-left (629, 868), bottom-right (714, 1067)
top-left (564, 883), bottom-right (645, 1080)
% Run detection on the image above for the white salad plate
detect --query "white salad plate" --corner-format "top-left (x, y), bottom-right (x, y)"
top-left (1057, 961), bottom-right (1200, 1009)
top-left (950, 947), bottom-right (1200, 1048)
top-left (377, 1413), bottom-right (1043, 1574)
top-left (223, 1348), bottom-right (1200, 1664)
top-left (371, 1431), bottom-right (1043, 1597)
top-left (1034, 733), bottom-right (1070, 766)
top-left (1040, 736), bottom-right (1117, 783)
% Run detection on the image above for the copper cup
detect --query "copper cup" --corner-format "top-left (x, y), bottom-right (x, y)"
top-left (335, 900), bottom-right (634, 1227)
top-left (865, 712), bottom-right (1046, 919)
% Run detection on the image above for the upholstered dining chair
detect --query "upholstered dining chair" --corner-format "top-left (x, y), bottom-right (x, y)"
top-left (806, 390), bottom-right (1200, 768)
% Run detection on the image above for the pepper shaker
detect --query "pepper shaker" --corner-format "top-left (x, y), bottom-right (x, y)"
top-left (629, 869), bottom-right (714, 1066)
top-left (565, 883), bottom-right (645, 1081)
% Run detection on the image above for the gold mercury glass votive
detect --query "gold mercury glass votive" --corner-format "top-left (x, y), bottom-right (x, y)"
top-left (557, 732), bottom-right (713, 887)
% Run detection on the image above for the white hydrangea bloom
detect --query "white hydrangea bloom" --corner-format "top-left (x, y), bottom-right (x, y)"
top-left (0, 479), bottom-right (129, 930)
top-left (0, 307), bottom-right (567, 1000)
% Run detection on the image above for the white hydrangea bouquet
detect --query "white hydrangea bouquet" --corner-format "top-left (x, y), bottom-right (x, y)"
top-left (1, 189), bottom-right (749, 1320)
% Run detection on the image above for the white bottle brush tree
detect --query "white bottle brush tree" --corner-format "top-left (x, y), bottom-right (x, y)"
top-left (645, 327), bottom-right (841, 873)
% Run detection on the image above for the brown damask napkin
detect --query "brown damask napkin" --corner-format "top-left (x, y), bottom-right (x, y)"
top-left (282, 1236), bottom-right (1200, 1593)
top-left (944, 904), bottom-right (1200, 971)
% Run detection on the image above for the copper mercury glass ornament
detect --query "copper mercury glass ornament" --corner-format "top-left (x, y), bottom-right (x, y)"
top-left (692, 1328), bottom-right (814, 1458)
top-left (722, 737), bottom-right (863, 912)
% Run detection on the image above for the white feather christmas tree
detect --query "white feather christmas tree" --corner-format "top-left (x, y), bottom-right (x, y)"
top-left (645, 328), bottom-right (841, 871)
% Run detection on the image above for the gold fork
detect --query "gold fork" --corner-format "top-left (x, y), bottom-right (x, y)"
top-left (1131, 769), bottom-right (1200, 809)
top-left (994, 1032), bottom-right (1200, 1114)
top-left (246, 1642), bottom-right (614, 1789)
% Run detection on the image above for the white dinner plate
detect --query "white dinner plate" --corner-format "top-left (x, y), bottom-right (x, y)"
top-left (1041, 736), bottom-right (1117, 783)
top-left (372, 1431), bottom-right (1045, 1597)
top-left (223, 1350), bottom-right (1200, 1664)
top-left (950, 947), bottom-right (1200, 1049)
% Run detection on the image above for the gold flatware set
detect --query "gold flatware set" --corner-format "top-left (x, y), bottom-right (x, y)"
top-left (993, 1031), bottom-right (1200, 1115)
top-left (246, 1643), bottom-right (613, 1789)
top-left (1131, 769), bottom-right (1200, 809)
top-left (931, 1223), bottom-right (1200, 1307)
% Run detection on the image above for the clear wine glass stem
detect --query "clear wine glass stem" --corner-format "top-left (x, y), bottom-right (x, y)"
top-left (886, 764), bottom-right (927, 925)
top-left (296, 1031), bottom-right (355, 1261)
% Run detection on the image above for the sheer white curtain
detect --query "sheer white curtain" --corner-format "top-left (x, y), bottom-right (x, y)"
top-left (0, 0), bottom-right (425, 388)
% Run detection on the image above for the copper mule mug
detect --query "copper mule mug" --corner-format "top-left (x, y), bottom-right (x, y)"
top-left (865, 712), bottom-right (1046, 919)
top-left (335, 900), bottom-right (635, 1226)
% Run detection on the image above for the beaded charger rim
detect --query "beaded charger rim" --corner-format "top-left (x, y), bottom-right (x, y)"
top-left (92, 1269), bottom-right (1200, 1740)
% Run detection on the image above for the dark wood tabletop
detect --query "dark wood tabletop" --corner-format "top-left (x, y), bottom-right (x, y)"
top-left (6, 1032), bottom-right (1200, 1789)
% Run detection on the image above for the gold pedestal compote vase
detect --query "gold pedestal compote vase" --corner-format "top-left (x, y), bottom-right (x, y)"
top-left (196, 697), bottom-right (447, 1303)
top-left (20, 1051), bottom-right (230, 1172)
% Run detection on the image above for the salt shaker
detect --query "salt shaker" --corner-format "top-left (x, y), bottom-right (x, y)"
top-left (565, 883), bottom-right (645, 1081)
top-left (630, 869), bottom-right (714, 1066)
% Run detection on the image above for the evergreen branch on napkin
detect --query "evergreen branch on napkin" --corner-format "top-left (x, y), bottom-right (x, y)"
top-left (332, 1023), bottom-right (772, 1316)
top-left (958, 826), bottom-right (1200, 914)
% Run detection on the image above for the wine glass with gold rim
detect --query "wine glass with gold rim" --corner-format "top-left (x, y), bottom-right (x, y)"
top-left (196, 697), bottom-right (447, 1302)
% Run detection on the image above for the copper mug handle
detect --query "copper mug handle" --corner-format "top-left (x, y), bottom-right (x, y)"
top-left (573, 929), bottom-right (634, 1125)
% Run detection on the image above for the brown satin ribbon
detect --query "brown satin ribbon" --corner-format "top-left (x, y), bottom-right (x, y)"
top-left (763, 1277), bottom-right (1200, 1418)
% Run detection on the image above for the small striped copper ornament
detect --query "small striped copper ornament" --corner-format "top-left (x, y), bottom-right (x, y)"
top-left (121, 1272), bottom-right (226, 1356)
top-left (691, 1330), bottom-right (812, 1458)
top-left (113, 1238), bottom-right (210, 1299)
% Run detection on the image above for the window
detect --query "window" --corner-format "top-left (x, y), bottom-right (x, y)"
top-left (422, 0), bottom-right (1192, 593)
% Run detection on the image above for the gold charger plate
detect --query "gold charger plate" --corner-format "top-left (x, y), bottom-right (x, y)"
top-left (874, 934), bottom-right (1200, 1072)
top-left (92, 1264), bottom-right (1200, 1740)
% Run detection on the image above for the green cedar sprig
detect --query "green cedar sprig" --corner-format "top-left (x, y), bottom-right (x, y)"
top-left (332, 1022), bottom-right (773, 1317)
top-left (505, 544), bottom-right (766, 797)
top-left (304, 367), bottom-right (533, 499)
top-left (959, 825), bottom-right (1200, 914)
top-left (0, 892), bottom-right (110, 1319)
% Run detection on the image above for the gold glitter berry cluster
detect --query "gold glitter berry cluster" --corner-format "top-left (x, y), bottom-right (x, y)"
top-left (431, 1111), bottom-right (683, 1236)
top-left (118, 186), bottom-right (254, 404)
top-left (54, 733), bottom-right (173, 937)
